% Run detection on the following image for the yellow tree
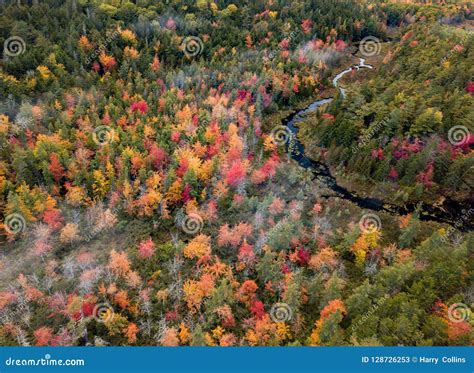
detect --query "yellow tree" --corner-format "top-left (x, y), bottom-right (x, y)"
top-left (183, 234), bottom-right (211, 260)
top-left (92, 170), bottom-right (109, 199)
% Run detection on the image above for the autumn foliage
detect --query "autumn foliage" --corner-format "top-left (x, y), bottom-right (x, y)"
top-left (0, 0), bottom-right (471, 348)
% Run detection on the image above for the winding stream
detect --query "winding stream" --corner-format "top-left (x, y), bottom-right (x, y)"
top-left (283, 59), bottom-right (473, 231)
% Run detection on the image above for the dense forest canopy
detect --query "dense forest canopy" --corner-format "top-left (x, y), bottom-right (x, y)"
top-left (0, 0), bottom-right (472, 347)
top-left (301, 22), bottom-right (473, 204)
